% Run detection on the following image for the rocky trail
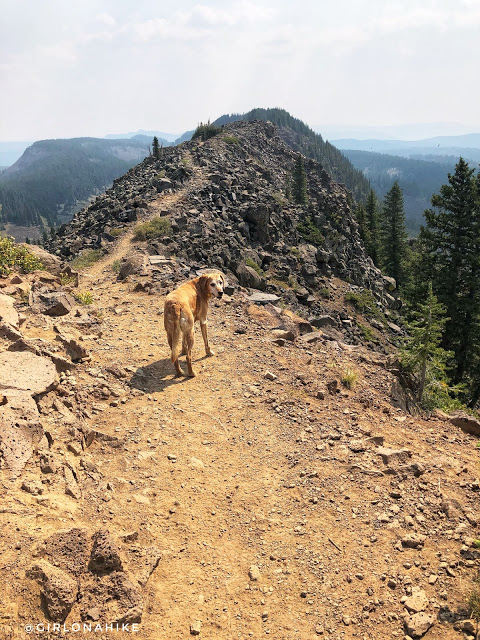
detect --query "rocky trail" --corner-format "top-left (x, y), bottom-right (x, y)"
top-left (0, 130), bottom-right (479, 639)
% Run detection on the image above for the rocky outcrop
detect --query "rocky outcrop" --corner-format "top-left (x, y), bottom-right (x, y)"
top-left (46, 121), bottom-right (396, 312)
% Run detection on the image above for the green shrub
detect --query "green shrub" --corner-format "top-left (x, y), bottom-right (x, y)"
top-left (223, 135), bottom-right (240, 145)
top-left (71, 249), bottom-right (104, 270)
top-left (109, 227), bottom-right (123, 237)
top-left (60, 272), bottom-right (77, 286)
top-left (290, 246), bottom-right (300, 257)
top-left (133, 217), bottom-right (172, 241)
top-left (345, 290), bottom-right (383, 320)
top-left (0, 236), bottom-right (44, 275)
top-left (245, 257), bottom-right (262, 275)
top-left (357, 321), bottom-right (376, 342)
top-left (341, 369), bottom-right (358, 389)
top-left (192, 121), bottom-right (222, 141)
top-left (75, 291), bottom-right (94, 305)
top-left (297, 216), bottom-right (324, 245)
top-left (111, 259), bottom-right (122, 274)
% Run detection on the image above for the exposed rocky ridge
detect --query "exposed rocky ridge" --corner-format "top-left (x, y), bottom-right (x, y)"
top-left (46, 121), bottom-right (395, 314)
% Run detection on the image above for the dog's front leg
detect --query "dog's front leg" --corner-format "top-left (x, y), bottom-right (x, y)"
top-left (200, 320), bottom-right (214, 356)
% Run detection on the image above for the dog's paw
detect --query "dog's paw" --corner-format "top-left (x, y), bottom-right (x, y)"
top-left (188, 370), bottom-right (197, 378)
top-left (206, 349), bottom-right (215, 357)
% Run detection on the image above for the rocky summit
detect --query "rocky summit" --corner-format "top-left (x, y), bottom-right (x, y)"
top-left (47, 120), bottom-right (396, 313)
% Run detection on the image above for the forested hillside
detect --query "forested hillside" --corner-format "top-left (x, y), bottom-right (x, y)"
top-left (342, 149), bottom-right (458, 232)
top-left (0, 137), bottom-right (151, 228)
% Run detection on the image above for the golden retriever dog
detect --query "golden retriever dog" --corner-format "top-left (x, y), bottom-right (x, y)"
top-left (164, 272), bottom-right (225, 377)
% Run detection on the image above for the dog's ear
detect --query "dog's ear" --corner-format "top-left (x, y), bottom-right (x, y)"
top-left (198, 274), bottom-right (211, 296)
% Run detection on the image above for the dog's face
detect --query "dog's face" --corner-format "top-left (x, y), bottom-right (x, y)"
top-left (208, 272), bottom-right (225, 298)
top-left (201, 272), bottom-right (225, 299)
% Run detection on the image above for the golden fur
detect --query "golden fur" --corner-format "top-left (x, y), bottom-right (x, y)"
top-left (163, 272), bottom-right (225, 377)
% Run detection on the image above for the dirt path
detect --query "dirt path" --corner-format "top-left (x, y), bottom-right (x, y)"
top-left (2, 170), bottom-right (478, 639)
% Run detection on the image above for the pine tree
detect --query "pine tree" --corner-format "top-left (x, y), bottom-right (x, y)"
top-left (400, 282), bottom-right (452, 405)
top-left (355, 203), bottom-right (369, 247)
top-left (152, 136), bottom-right (160, 160)
top-left (380, 181), bottom-right (408, 288)
top-left (292, 154), bottom-right (308, 205)
top-left (420, 158), bottom-right (480, 402)
top-left (364, 189), bottom-right (379, 265)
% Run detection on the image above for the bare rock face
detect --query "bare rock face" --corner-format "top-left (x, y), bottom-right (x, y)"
top-left (26, 561), bottom-right (78, 622)
top-left (0, 351), bottom-right (57, 394)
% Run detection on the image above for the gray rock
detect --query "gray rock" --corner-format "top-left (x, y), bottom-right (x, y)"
top-left (401, 533), bottom-right (427, 549)
top-left (247, 291), bottom-right (280, 305)
top-left (35, 292), bottom-right (75, 316)
top-left (19, 244), bottom-right (63, 275)
top-left (236, 264), bottom-right (266, 290)
top-left (310, 315), bottom-right (339, 329)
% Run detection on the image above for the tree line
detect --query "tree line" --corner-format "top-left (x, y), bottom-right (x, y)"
top-left (355, 158), bottom-right (480, 409)
top-left (290, 151), bottom-right (480, 409)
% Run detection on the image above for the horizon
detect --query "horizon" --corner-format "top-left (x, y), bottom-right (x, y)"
top-left (2, 1), bottom-right (480, 142)
top-left (1, 118), bottom-right (480, 146)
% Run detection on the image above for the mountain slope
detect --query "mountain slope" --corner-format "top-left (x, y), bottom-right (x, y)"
top-left (341, 150), bottom-right (458, 233)
top-left (47, 120), bottom-right (394, 314)
top-left (0, 137), bottom-right (151, 227)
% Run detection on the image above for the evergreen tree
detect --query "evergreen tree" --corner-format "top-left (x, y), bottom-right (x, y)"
top-left (400, 282), bottom-right (452, 405)
top-left (420, 158), bottom-right (480, 402)
top-left (364, 189), bottom-right (379, 265)
top-left (380, 181), bottom-right (408, 288)
top-left (152, 136), bottom-right (160, 160)
top-left (355, 203), bottom-right (369, 246)
top-left (292, 154), bottom-right (308, 205)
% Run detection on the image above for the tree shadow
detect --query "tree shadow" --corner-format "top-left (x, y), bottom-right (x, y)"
top-left (128, 355), bottom-right (209, 393)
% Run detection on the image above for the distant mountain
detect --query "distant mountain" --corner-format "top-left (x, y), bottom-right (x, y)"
top-left (0, 141), bottom-right (33, 167)
top-left (341, 149), bottom-right (458, 234)
top-left (104, 129), bottom-right (178, 142)
top-left (0, 137), bottom-right (150, 228)
top-left (317, 122), bottom-right (479, 141)
top-left (332, 134), bottom-right (480, 163)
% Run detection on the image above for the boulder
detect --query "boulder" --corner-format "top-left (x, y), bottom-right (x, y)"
top-left (89, 530), bottom-right (124, 574)
top-left (0, 351), bottom-right (57, 394)
top-left (34, 291), bottom-right (75, 316)
top-left (449, 411), bottom-right (480, 437)
top-left (19, 244), bottom-right (63, 276)
top-left (236, 264), bottom-right (266, 290)
top-left (404, 612), bottom-right (434, 638)
top-left (0, 390), bottom-right (43, 476)
top-left (26, 561), bottom-right (78, 622)
top-left (117, 253), bottom-right (149, 280)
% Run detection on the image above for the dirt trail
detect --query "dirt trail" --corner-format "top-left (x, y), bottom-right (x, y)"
top-left (2, 172), bottom-right (478, 640)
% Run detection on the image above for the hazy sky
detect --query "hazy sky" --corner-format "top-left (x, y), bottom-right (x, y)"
top-left (1, 0), bottom-right (480, 141)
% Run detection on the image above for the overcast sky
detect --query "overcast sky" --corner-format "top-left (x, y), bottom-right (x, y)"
top-left (1, 0), bottom-right (480, 141)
